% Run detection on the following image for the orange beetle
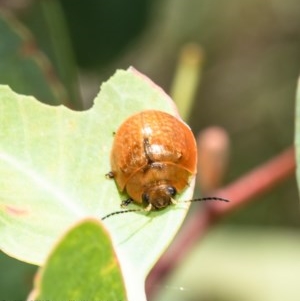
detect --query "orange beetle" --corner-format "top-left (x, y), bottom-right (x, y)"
top-left (108, 110), bottom-right (197, 211)
top-left (103, 110), bottom-right (228, 220)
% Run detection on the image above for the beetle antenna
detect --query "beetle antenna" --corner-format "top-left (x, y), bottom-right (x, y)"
top-left (101, 197), bottom-right (229, 220)
top-left (101, 209), bottom-right (143, 220)
top-left (184, 196), bottom-right (230, 203)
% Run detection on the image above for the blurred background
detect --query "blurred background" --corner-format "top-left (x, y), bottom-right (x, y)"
top-left (0, 0), bottom-right (300, 300)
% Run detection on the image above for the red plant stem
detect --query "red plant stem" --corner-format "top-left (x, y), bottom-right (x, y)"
top-left (146, 146), bottom-right (296, 299)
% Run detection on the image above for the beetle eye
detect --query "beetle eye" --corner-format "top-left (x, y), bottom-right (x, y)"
top-left (167, 186), bottom-right (176, 196)
top-left (142, 193), bottom-right (150, 203)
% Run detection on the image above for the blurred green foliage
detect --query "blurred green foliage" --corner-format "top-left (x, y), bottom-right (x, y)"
top-left (59, 0), bottom-right (154, 68)
top-left (0, 252), bottom-right (36, 300)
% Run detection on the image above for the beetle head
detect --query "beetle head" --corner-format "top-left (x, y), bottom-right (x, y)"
top-left (142, 184), bottom-right (176, 209)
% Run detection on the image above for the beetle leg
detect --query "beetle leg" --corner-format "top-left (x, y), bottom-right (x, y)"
top-left (144, 203), bottom-right (153, 211)
top-left (170, 198), bottom-right (177, 205)
top-left (105, 171), bottom-right (115, 179)
top-left (121, 198), bottom-right (133, 207)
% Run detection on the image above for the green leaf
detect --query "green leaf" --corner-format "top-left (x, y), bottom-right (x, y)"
top-left (29, 219), bottom-right (127, 301)
top-left (0, 68), bottom-right (195, 300)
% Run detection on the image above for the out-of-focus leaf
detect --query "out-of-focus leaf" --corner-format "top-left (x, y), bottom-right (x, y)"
top-left (0, 251), bottom-right (36, 300)
top-left (21, 0), bottom-right (81, 109)
top-left (156, 227), bottom-right (300, 301)
top-left (0, 12), bottom-right (69, 106)
top-left (295, 78), bottom-right (300, 192)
